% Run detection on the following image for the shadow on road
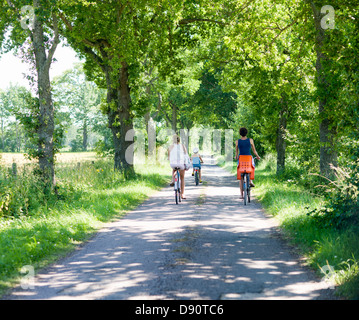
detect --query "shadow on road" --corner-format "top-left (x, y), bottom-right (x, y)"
top-left (7, 159), bottom-right (331, 300)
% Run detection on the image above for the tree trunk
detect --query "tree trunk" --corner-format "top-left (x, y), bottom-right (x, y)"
top-left (32, 0), bottom-right (59, 188)
top-left (76, 44), bottom-right (135, 178)
top-left (1, 118), bottom-right (4, 151)
top-left (276, 102), bottom-right (288, 175)
top-left (311, 2), bottom-right (337, 178)
top-left (82, 118), bottom-right (88, 151)
top-left (15, 121), bottom-right (20, 152)
top-left (106, 62), bottom-right (135, 179)
top-left (171, 102), bottom-right (177, 132)
top-left (157, 92), bottom-right (171, 127)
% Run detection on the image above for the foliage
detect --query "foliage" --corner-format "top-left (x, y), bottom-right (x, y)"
top-left (14, 95), bottom-right (66, 161)
top-left (52, 64), bottom-right (107, 151)
top-left (0, 86), bottom-right (33, 153)
top-left (0, 162), bottom-right (59, 218)
top-left (307, 160), bottom-right (359, 230)
top-left (1, 0), bottom-right (359, 299)
top-left (186, 69), bottom-right (237, 129)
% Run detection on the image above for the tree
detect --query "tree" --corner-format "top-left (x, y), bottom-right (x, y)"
top-left (195, 0), bottom-right (358, 177)
top-left (56, 0), bottom-right (187, 177)
top-left (307, 1), bottom-right (339, 178)
top-left (199, 0), bottom-right (315, 174)
top-left (1, 0), bottom-right (60, 188)
top-left (187, 69), bottom-right (237, 129)
top-left (0, 85), bottom-right (33, 152)
top-left (56, 0), bottom-right (234, 177)
top-left (52, 64), bottom-right (106, 151)
top-left (0, 89), bottom-right (11, 151)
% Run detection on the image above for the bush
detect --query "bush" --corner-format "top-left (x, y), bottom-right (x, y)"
top-left (307, 162), bottom-right (359, 230)
top-left (0, 165), bottom-right (58, 218)
top-left (70, 135), bottom-right (84, 152)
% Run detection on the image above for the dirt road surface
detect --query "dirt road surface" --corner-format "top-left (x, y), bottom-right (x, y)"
top-left (6, 159), bottom-right (333, 300)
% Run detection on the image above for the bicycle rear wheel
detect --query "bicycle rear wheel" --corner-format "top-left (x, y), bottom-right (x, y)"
top-left (195, 170), bottom-right (199, 186)
top-left (174, 170), bottom-right (179, 205)
top-left (178, 171), bottom-right (182, 203)
top-left (243, 175), bottom-right (248, 206)
top-left (247, 177), bottom-right (251, 203)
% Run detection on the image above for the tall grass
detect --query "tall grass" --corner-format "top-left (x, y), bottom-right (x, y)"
top-left (255, 156), bottom-right (359, 299)
top-left (0, 158), bottom-right (169, 295)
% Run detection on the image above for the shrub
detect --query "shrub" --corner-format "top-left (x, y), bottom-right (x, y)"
top-left (0, 165), bottom-right (56, 217)
top-left (307, 162), bottom-right (359, 230)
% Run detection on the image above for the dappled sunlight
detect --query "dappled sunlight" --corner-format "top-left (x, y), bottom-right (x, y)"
top-left (8, 157), bottom-right (331, 300)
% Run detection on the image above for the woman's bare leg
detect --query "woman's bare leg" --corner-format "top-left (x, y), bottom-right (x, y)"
top-left (239, 180), bottom-right (244, 199)
top-left (180, 169), bottom-right (186, 198)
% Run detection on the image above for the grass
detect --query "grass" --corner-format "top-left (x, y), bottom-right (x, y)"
top-left (217, 154), bottom-right (359, 299)
top-left (3, 152), bottom-right (359, 299)
top-left (0, 156), bottom-right (169, 296)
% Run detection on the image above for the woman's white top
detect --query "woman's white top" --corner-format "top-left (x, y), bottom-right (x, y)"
top-left (170, 144), bottom-right (185, 165)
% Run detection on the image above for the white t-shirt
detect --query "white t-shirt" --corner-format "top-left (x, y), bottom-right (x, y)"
top-left (169, 144), bottom-right (185, 165)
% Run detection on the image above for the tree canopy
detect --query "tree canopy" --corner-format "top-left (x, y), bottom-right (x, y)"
top-left (0, 0), bottom-right (358, 182)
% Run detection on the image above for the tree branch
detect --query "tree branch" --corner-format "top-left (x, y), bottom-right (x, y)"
top-left (58, 11), bottom-right (73, 31)
top-left (45, 12), bottom-right (60, 71)
top-left (266, 20), bottom-right (297, 48)
top-left (116, 1), bottom-right (130, 24)
top-left (59, 11), bottom-right (110, 50)
top-left (157, 92), bottom-right (171, 125)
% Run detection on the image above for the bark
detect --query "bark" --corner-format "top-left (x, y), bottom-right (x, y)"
top-left (157, 92), bottom-right (171, 127)
top-left (72, 43), bottom-right (135, 178)
top-left (105, 62), bottom-right (135, 178)
top-left (171, 102), bottom-right (177, 132)
top-left (310, 2), bottom-right (337, 178)
top-left (32, 1), bottom-right (59, 188)
top-left (82, 119), bottom-right (88, 151)
top-left (59, 14), bottom-right (136, 178)
top-left (144, 111), bottom-right (150, 135)
top-left (1, 118), bottom-right (4, 151)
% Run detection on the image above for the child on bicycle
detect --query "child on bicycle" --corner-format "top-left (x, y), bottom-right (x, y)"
top-left (191, 147), bottom-right (204, 183)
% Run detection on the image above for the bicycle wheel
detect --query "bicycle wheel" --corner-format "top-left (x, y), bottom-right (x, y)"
top-left (195, 170), bottom-right (199, 186)
top-left (174, 170), bottom-right (179, 205)
top-left (178, 171), bottom-right (182, 203)
top-left (247, 174), bottom-right (251, 203)
top-left (175, 190), bottom-right (179, 205)
top-left (243, 175), bottom-right (247, 206)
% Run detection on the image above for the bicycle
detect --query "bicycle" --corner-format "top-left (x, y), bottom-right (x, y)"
top-left (173, 167), bottom-right (182, 205)
top-left (193, 166), bottom-right (200, 186)
top-left (237, 156), bottom-right (256, 206)
top-left (242, 170), bottom-right (251, 205)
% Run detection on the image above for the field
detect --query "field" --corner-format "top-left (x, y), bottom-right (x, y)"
top-left (0, 152), bottom-right (98, 167)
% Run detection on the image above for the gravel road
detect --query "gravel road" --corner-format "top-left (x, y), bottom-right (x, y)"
top-left (6, 158), bottom-right (333, 300)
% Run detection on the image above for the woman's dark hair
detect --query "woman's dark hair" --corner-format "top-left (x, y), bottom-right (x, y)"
top-left (240, 127), bottom-right (248, 137)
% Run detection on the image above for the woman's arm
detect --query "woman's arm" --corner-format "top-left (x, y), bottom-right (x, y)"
top-left (250, 139), bottom-right (260, 159)
top-left (235, 140), bottom-right (239, 160)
